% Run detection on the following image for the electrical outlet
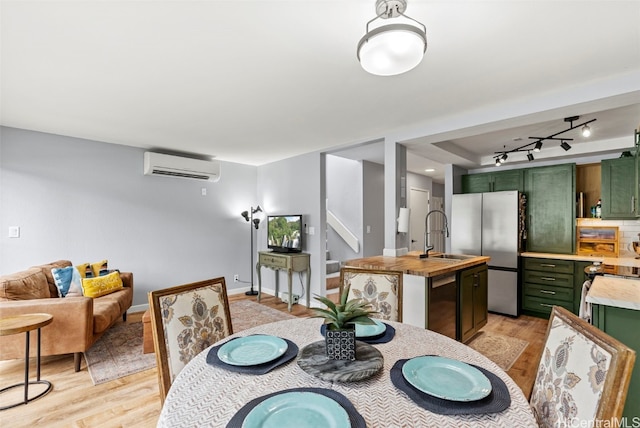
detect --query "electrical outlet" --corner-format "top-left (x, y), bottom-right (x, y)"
top-left (233, 274), bottom-right (239, 282)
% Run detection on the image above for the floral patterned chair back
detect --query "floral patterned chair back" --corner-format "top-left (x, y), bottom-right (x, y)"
top-left (339, 267), bottom-right (403, 322)
top-left (530, 306), bottom-right (635, 428)
top-left (148, 277), bottom-right (233, 402)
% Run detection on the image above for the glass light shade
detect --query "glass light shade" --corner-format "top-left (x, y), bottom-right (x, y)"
top-left (582, 125), bottom-right (591, 137)
top-left (358, 23), bottom-right (426, 76)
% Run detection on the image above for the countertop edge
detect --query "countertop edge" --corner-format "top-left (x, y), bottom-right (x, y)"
top-left (521, 252), bottom-right (640, 268)
top-left (585, 276), bottom-right (640, 311)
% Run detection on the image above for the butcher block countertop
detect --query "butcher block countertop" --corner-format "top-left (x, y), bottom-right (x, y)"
top-left (344, 251), bottom-right (490, 278)
top-left (586, 275), bottom-right (640, 311)
top-left (521, 252), bottom-right (640, 268)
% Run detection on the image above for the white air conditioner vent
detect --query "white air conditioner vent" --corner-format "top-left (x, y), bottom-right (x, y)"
top-left (143, 152), bottom-right (220, 182)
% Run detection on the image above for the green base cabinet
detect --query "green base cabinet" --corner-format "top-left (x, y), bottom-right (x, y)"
top-left (592, 304), bottom-right (640, 419)
top-left (522, 258), bottom-right (575, 318)
top-left (458, 264), bottom-right (488, 343)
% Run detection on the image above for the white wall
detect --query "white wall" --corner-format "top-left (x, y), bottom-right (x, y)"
top-left (0, 127), bottom-right (257, 308)
top-left (326, 155), bottom-right (363, 262)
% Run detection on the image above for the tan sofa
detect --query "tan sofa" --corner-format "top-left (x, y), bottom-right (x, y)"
top-left (0, 260), bottom-right (133, 371)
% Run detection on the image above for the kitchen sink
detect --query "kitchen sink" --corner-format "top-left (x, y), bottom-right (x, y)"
top-left (429, 253), bottom-right (476, 260)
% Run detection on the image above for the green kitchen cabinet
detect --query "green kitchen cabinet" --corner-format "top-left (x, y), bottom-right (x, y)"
top-left (458, 264), bottom-right (488, 343)
top-left (461, 170), bottom-right (524, 194)
top-left (461, 173), bottom-right (492, 193)
top-left (591, 304), bottom-right (640, 420)
top-left (525, 164), bottom-right (576, 254)
top-left (601, 156), bottom-right (639, 219)
top-left (522, 257), bottom-right (575, 318)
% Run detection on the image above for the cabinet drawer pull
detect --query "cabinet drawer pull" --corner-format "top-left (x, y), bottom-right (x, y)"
top-left (539, 290), bottom-right (556, 295)
top-left (540, 303), bottom-right (554, 308)
top-left (541, 277), bottom-right (556, 281)
top-left (540, 264), bottom-right (556, 268)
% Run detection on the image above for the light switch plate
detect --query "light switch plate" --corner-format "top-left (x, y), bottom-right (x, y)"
top-left (8, 226), bottom-right (20, 238)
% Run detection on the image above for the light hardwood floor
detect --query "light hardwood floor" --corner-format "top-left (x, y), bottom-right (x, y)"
top-left (0, 294), bottom-right (547, 427)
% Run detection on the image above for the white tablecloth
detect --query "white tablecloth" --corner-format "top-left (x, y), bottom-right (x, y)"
top-left (157, 318), bottom-right (536, 427)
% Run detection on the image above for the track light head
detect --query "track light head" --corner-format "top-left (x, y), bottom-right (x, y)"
top-left (495, 158), bottom-right (501, 167)
top-left (527, 152), bottom-right (534, 161)
top-left (582, 124), bottom-right (591, 137)
top-left (533, 141), bottom-right (542, 152)
top-left (500, 153), bottom-right (508, 163)
top-left (560, 140), bottom-right (572, 151)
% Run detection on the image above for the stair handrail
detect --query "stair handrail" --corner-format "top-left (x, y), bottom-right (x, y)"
top-left (327, 209), bottom-right (359, 253)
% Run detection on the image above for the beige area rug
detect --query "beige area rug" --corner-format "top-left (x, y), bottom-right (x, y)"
top-left (84, 300), bottom-right (297, 385)
top-left (467, 331), bottom-right (529, 371)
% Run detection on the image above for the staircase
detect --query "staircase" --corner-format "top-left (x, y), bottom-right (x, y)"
top-left (326, 250), bottom-right (341, 294)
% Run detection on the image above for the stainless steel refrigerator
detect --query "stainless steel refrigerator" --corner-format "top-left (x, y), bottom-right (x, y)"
top-left (450, 190), bottom-right (523, 316)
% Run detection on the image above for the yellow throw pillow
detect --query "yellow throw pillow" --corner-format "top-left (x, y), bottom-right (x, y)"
top-left (76, 262), bottom-right (93, 278)
top-left (91, 259), bottom-right (109, 277)
top-left (81, 271), bottom-right (123, 298)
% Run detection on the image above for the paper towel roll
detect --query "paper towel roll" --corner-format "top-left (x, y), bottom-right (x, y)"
top-left (397, 207), bottom-right (410, 233)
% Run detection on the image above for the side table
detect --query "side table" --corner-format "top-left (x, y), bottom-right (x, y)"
top-left (0, 313), bottom-right (53, 410)
top-left (256, 251), bottom-right (311, 311)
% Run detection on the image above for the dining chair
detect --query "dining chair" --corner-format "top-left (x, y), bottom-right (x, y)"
top-left (148, 277), bottom-right (233, 403)
top-left (339, 267), bottom-right (403, 322)
top-left (529, 306), bottom-right (635, 427)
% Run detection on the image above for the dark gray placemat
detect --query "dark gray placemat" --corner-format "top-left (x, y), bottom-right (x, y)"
top-left (226, 387), bottom-right (366, 428)
top-left (390, 358), bottom-right (511, 415)
top-left (206, 335), bottom-right (298, 374)
top-left (320, 322), bottom-right (396, 344)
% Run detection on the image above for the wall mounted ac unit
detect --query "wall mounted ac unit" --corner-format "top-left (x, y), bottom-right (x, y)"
top-left (143, 152), bottom-right (220, 182)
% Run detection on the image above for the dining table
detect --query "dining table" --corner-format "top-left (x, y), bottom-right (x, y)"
top-left (157, 317), bottom-right (537, 427)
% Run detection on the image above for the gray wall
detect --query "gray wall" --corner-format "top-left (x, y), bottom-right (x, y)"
top-left (362, 161), bottom-right (384, 257)
top-left (0, 127), bottom-right (257, 309)
top-left (256, 151), bottom-right (323, 302)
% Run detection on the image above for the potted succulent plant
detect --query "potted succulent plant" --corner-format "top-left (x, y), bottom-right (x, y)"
top-left (310, 284), bottom-right (377, 361)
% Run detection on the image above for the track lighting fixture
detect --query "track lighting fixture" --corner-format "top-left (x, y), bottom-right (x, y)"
top-left (493, 115), bottom-right (594, 165)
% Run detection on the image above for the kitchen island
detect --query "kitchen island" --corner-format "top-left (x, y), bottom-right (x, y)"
top-left (586, 276), bottom-right (640, 420)
top-left (345, 251), bottom-right (490, 342)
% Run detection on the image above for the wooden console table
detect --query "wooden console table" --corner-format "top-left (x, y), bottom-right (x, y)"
top-left (256, 251), bottom-right (310, 311)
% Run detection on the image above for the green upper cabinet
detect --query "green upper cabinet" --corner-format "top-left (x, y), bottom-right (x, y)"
top-left (461, 169), bottom-right (524, 194)
top-left (601, 156), bottom-right (639, 219)
top-left (525, 164), bottom-right (576, 254)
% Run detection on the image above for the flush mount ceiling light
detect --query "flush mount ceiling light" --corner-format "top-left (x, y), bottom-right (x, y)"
top-left (493, 115), bottom-right (596, 165)
top-left (357, 0), bottom-right (427, 76)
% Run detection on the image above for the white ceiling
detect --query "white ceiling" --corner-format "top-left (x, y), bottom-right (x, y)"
top-left (2, 1), bottom-right (640, 183)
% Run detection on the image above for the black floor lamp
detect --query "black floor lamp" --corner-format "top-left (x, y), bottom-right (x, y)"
top-left (241, 205), bottom-right (262, 296)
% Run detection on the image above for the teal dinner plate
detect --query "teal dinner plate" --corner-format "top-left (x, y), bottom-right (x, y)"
top-left (401, 356), bottom-right (492, 402)
top-left (217, 335), bottom-right (288, 366)
top-left (242, 391), bottom-right (351, 428)
top-left (355, 319), bottom-right (386, 338)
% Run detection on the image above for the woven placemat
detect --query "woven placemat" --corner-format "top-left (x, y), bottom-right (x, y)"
top-left (206, 336), bottom-right (298, 375)
top-left (390, 358), bottom-right (511, 415)
top-left (226, 387), bottom-right (366, 428)
top-left (320, 322), bottom-right (396, 344)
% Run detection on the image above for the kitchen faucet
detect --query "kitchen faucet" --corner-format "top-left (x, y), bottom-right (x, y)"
top-left (420, 209), bottom-right (450, 258)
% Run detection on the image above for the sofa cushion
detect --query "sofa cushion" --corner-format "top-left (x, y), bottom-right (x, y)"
top-left (0, 268), bottom-right (50, 301)
top-left (82, 271), bottom-right (123, 298)
top-left (51, 266), bottom-right (84, 298)
top-left (77, 259), bottom-right (109, 279)
top-left (32, 260), bottom-right (72, 298)
top-left (101, 287), bottom-right (133, 315)
top-left (92, 298), bottom-right (122, 334)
